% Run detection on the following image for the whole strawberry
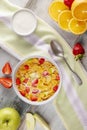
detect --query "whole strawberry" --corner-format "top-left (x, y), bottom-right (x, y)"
top-left (72, 42), bottom-right (85, 60)
top-left (64, 0), bottom-right (74, 9)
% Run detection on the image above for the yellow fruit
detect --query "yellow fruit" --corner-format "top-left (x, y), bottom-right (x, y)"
top-left (58, 10), bottom-right (72, 31)
top-left (68, 18), bottom-right (87, 35)
top-left (71, 0), bottom-right (87, 21)
top-left (48, 0), bottom-right (69, 21)
top-left (26, 113), bottom-right (35, 130)
top-left (34, 113), bottom-right (50, 130)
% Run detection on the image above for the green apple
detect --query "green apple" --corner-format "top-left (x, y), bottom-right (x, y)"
top-left (26, 113), bottom-right (35, 130)
top-left (18, 113), bottom-right (35, 130)
top-left (0, 107), bottom-right (21, 130)
top-left (34, 113), bottom-right (50, 130)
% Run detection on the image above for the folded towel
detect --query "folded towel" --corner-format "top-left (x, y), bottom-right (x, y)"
top-left (0, 1), bottom-right (87, 130)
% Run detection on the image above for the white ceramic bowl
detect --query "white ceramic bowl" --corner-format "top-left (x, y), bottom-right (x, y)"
top-left (12, 9), bottom-right (37, 36)
top-left (12, 55), bottom-right (62, 105)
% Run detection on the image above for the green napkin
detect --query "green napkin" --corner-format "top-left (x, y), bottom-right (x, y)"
top-left (0, 1), bottom-right (87, 130)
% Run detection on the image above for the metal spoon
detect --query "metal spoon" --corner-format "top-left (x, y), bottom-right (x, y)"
top-left (50, 40), bottom-right (82, 85)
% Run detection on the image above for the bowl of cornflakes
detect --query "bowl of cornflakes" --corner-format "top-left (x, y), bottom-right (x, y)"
top-left (12, 55), bottom-right (62, 105)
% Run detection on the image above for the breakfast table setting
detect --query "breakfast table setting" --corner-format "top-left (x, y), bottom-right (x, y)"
top-left (0, 0), bottom-right (87, 130)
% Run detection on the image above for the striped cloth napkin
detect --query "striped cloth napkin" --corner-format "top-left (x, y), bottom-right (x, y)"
top-left (0, 0), bottom-right (87, 130)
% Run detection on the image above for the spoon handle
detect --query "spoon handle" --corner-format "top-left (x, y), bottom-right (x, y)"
top-left (63, 57), bottom-right (82, 85)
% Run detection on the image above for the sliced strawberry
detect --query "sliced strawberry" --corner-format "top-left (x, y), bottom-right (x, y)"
top-left (64, 0), bottom-right (74, 9)
top-left (72, 42), bottom-right (85, 60)
top-left (24, 65), bottom-right (29, 70)
top-left (0, 78), bottom-right (12, 88)
top-left (2, 62), bottom-right (12, 75)
top-left (16, 78), bottom-right (21, 85)
top-left (26, 87), bottom-right (30, 93)
top-left (30, 95), bottom-right (38, 101)
top-left (53, 85), bottom-right (58, 92)
top-left (39, 58), bottom-right (45, 64)
top-left (42, 71), bottom-right (49, 76)
top-left (32, 89), bottom-right (39, 94)
top-left (23, 78), bottom-right (28, 83)
top-left (56, 75), bottom-right (60, 80)
top-left (19, 90), bottom-right (26, 96)
top-left (32, 79), bottom-right (38, 87)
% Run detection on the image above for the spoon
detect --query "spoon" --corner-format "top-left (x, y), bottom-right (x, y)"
top-left (50, 40), bottom-right (82, 85)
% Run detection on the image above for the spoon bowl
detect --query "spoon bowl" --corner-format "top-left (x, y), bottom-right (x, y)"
top-left (50, 40), bottom-right (64, 57)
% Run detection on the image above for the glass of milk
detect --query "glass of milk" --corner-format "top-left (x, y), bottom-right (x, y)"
top-left (12, 9), bottom-right (37, 36)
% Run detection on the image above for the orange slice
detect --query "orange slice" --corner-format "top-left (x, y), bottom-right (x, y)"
top-left (58, 10), bottom-right (72, 31)
top-left (48, 0), bottom-right (69, 21)
top-left (71, 0), bottom-right (87, 21)
top-left (68, 18), bottom-right (87, 35)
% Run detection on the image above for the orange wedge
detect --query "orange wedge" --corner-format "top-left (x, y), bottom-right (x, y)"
top-left (68, 18), bottom-right (87, 35)
top-left (71, 0), bottom-right (87, 21)
top-left (48, 0), bottom-right (69, 21)
top-left (58, 10), bottom-right (72, 31)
